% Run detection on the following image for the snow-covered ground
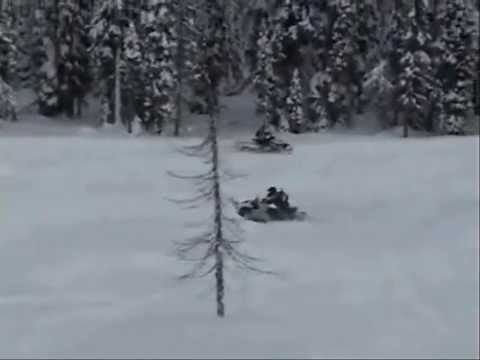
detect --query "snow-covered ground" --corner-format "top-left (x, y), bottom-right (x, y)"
top-left (0, 99), bottom-right (479, 358)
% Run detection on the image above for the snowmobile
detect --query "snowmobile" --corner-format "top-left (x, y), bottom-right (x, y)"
top-left (235, 137), bottom-right (293, 153)
top-left (231, 198), bottom-right (307, 223)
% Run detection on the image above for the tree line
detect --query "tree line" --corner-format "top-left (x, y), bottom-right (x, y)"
top-left (1, 0), bottom-right (479, 137)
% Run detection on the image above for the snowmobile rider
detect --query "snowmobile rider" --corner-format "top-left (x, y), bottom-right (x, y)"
top-left (254, 124), bottom-right (275, 147)
top-left (263, 186), bottom-right (290, 210)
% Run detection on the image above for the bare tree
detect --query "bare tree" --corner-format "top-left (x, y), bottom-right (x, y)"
top-left (168, 39), bottom-right (270, 318)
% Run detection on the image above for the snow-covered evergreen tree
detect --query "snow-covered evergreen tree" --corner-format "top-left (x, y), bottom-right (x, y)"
top-left (439, 85), bottom-right (471, 135)
top-left (32, 7), bottom-right (59, 116)
top-left (173, 0), bottom-right (199, 135)
top-left (103, 0), bottom-right (182, 133)
top-left (384, 8), bottom-right (408, 72)
top-left (123, 21), bottom-right (144, 133)
top-left (124, 20), bottom-right (142, 74)
top-left (190, 0), bottom-right (232, 115)
top-left (471, 2), bottom-right (480, 116)
top-left (14, 16), bottom-right (31, 88)
top-left (309, 71), bottom-right (329, 131)
top-left (245, 7), bottom-right (268, 75)
top-left (56, 0), bottom-right (92, 117)
top-left (271, 0), bottom-right (314, 68)
top-left (0, 77), bottom-right (16, 121)
top-left (249, 12), bottom-right (287, 129)
top-left (222, 0), bottom-right (247, 89)
top-left (90, 0), bottom-right (126, 127)
top-left (413, 0), bottom-right (430, 32)
top-left (0, 14), bottom-right (17, 121)
top-left (352, 0), bottom-right (379, 113)
top-left (307, 0), bottom-right (329, 72)
top-left (436, 0), bottom-right (477, 134)
top-left (123, 0), bottom-right (142, 24)
top-left (396, 11), bottom-right (437, 138)
top-left (378, 4), bottom-right (411, 128)
top-left (253, 14), bottom-right (274, 114)
top-left (362, 59), bottom-right (395, 128)
top-left (355, 1), bottom-right (379, 63)
top-left (258, 0), bottom-right (315, 130)
top-left (204, 0), bottom-right (230, 88)
top-left (155, 32), bottom-right (177, 134)
top-left (285, 68), bottom-right (304, 133)
top-left (0, 7), bottom-right (16, 85)
top-left (376, 3), bottom-right (440, 136)
top-left (140, 0), bottom-right (177, 134)
top-left (326, 1), bottom-right (358, 127)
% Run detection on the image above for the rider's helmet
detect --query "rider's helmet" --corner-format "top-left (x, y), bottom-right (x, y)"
top-left (267, 186), bottom-right (277, 195)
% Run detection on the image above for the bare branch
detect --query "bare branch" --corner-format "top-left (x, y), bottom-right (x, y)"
top-left (164, 188), bottom-right (214, 208)
top-left (166, 170), bottom-right (212, 181)
top-left (195, 181), bottom-right (215, 195)
top-left (221, 168), bottom-right (249, 181)
top-left (179, 259), bottom-right (214, 280)
top-left (178, 239), bottom-right (218, 275)
top-left (175, 226), bottom-right (214, 244)
top-left (181, 262), bottom-right (217, 280)
top-left (178, 134), bottom-right (212, 156)
top-left (175, 232), bottom-right (213, 258)
top-left (226, 247), bottom-right (276, 276)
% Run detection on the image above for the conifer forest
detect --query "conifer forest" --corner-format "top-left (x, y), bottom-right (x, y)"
top-left (1, 0), bottom-right (478, 135)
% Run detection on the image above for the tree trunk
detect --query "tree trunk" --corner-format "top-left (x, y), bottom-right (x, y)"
top-left (215, 245), bottom-right (225, 317)
top-left (403, 114), bottom-right (409, 138)
top-left (212, 113), bottom-right (225, 318)
top-left (76, 97), bottom-right (83, 118)
top-left (65, 94), bottom-right (74, 118)
top-left (125, 91), bottom-right (135, 134)
top-left (174, 2), bottom-right (185, 137)
top-left (377, 0), bottom-right (386, 30)
top-left (114, 47), bottom-right (122, 127)
top-left (414, 0), bottom-right (424, 28)
top-left (174, 83), bottom-right (182, 136)
top-left (475, 78), bottom-right (480, 116)
top-left (394, 0), bottom-right (403, 12)
top-left (53, 0), bottom-right (61, 113)
top-left (213, 145), bottom-right (225, 318)
top-left (431, 0), bottom-right (441, 40)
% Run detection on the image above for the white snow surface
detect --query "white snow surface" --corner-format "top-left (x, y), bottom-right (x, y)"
top-left (0, 99), bottom-right (479, 358)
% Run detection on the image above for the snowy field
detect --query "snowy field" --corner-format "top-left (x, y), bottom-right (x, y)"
top-left (0, 103), bottom-right (479, 358)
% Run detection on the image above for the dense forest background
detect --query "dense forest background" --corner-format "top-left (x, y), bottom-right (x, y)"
top-left (0, 0), bottom-right (479, 137)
